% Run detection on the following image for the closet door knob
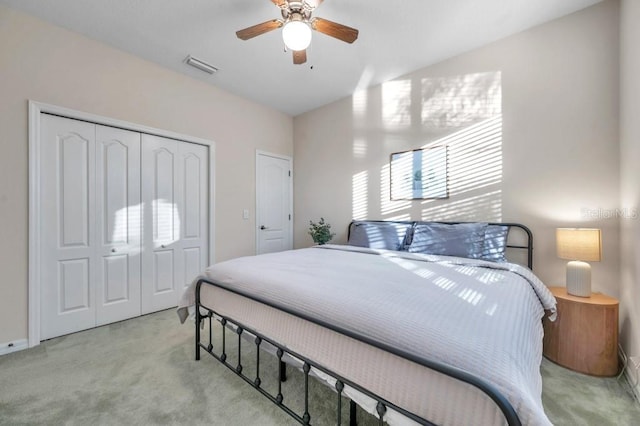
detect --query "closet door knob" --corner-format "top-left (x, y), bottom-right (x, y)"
top-left (260, 225), bottom-right (267, 230)
top-left (161, 244), bottom-right (166, 249)
top-left (111, 248), bottom-right (116, 253)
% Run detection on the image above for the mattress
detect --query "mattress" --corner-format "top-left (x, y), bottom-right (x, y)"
top-left (178, 245), bottom-right (556, 425)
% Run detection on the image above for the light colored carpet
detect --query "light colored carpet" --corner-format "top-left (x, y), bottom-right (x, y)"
top-left (0, 309), bottom-right (638, 425)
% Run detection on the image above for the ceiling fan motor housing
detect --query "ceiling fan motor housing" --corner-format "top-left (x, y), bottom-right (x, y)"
top-left (281, 2), bottom-right (313, 23)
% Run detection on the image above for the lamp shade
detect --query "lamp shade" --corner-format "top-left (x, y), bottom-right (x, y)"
top-left (282, 20), bottom-right (312, 51)
top-left (556, 228), bottom-right (602, 262)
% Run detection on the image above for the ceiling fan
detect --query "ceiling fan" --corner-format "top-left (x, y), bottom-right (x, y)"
top-left (236, 0), bottom-right (359, 65)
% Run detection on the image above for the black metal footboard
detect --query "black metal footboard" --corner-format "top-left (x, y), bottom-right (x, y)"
top-left (195, 278), bottom-right (522, 426)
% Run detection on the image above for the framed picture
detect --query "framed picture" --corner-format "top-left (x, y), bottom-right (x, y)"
top-left (390, 146), bottom-right (448, 200)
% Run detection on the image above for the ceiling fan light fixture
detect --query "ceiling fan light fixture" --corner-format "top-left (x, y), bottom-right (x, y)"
top-left (282, 20), bottom-right (312, 51)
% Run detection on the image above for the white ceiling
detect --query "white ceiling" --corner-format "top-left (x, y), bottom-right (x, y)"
top-left (1, 0), bottom-right (602, 116)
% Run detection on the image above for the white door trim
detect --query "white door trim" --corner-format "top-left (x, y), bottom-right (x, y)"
top-left (255, 150), bottom-right (293, 255)
top-left (28, 100), bottom-right (216, 348)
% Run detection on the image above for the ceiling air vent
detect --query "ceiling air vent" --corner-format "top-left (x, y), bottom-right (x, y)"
top-left (185, 55), bottom-right (218, 74)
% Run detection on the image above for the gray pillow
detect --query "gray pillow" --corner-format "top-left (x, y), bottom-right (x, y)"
top-left (348, 222), bottom-right (411, 251)
top-left (480, 225), bottom-right (509, 262)
top-left (408, 222), bottom-right (488, 259)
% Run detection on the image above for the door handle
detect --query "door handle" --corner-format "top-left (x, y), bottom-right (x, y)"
top-left (260, 225), bottom-right (268, 230)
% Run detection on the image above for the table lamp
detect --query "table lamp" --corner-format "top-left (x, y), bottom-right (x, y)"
top-left (556, 228), bottom-right (602, 297)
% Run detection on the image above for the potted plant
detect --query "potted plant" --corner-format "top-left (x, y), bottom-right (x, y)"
top-left (308, 217), bottom-right (335, 245)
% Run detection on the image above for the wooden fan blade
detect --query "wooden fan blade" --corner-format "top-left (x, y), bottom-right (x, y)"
top-left (236, 20), bottom-right (283, 40)
top-left (293, 49), bottom-right (307, 65)
top-left (271, 0), bottom-right (287, 7)
top-left (312, 17), bottom-right (358, 43)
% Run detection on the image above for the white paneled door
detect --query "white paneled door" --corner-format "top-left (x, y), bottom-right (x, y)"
top-left (141, 135), bottom-right (208, 314)
top-left (39, 114), bottom-right (209, 339)
top-left (256, 152), bottom-right (292, 254)
top-left (41, 115), bottom-right (98, 339)
top-left (178, 142), bottom-right (210, 296)
top-left (95, 125), bottom-right (142, 326)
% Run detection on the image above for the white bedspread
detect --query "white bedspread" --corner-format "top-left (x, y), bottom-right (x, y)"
top-left (178, 245), bottom-right (556, 425)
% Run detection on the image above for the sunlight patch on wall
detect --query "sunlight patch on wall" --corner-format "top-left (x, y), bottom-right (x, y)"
top-left (417, 71), bottom-right (503, 222)
top-left (368, 71), bottom-right (503, 223)
top-left (382, 79), bottom-right (412, 129)
top-left (443, 116), bottom-right (502, 193)
top-left (352, 171), bottom-right (368, 220)
top-left (353, 137), bottom-right (367, 159)
top-left (384, 213), bottom-right (412, 221)
top-left (421, 72), bottom-right (501, 127)
top-left (355, 67), bottom-right (375, 92)
top-left (352, 88), bottom-right (368, 121)
top-left (422, 190), bottom-right (502, 221)
top-left (380, 163), bottom-right (411, 217)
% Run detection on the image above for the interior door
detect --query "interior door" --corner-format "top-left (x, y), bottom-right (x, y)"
top-left (141, 135), bottom-right (209, 313)
top-left (95, 125), bottom-right (142, 325)
top-left (40, 115), bottom-right (97, 340)
top-left (37, 113), bottom-right (211, 340)
top-left (256, 152), bottom-right (292, 254)
top-left (141, 134), bottom-right (181, 314)
top-left (178, 142), bottom-right (209, 295)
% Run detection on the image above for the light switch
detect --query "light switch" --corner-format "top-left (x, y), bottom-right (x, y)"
top-left (243, 209), bottom-right (249, 220)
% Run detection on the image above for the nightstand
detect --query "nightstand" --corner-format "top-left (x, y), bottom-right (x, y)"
top-left (543, 286), bottom-right (619, 376)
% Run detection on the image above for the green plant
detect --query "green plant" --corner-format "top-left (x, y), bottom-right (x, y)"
top-left (308, 217), bottom-right (335, 245)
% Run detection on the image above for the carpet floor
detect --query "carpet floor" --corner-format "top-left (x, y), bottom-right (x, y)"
top-left (0, 309), bottom-right (638, 425)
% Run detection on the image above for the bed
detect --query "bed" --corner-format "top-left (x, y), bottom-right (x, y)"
top-left (178, 221), bottom-right (556, 425)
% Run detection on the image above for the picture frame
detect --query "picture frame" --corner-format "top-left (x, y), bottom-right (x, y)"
top-left (390, 146), bottom-right (448, 200)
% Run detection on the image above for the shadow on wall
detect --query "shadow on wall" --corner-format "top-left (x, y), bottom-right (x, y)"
top-left (351, 71), bottom-right (503, 223)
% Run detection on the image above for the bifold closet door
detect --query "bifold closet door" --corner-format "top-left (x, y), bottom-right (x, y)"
top-left (39, 114), bottom-right (208, 339)
top-left (178, 141), bottom-right (209, 297)
top-left (41, 115), bottom-right (97, 340)
top-left (141, 134), bottom-right (208, 314)
top-left (94, 125), bottom-right (142, 326)
top-left (40, 116), bottom-right (143, 339)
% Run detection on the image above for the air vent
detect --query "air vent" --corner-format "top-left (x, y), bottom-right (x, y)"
top-left (185, 55), bottom-right (218, 74)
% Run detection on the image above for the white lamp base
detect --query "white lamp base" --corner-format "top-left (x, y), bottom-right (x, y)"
top-left (566, 260), bottom-right (592, 297)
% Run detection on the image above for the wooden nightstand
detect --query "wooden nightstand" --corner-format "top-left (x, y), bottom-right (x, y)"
top-left (543, 287), bottom-right (619, 376)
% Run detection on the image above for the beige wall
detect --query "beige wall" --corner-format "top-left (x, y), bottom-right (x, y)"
top-left (620, 0), bottom-right (640, 362)
top-left (294, 3), bottom-right (620, 296)
top-left (0, 6), bottom-right (293, 344)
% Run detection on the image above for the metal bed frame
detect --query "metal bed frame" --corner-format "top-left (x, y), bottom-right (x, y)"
top-left (346, 221), bottom-right (533, 270)
top-left (194, 221), bottom-right (533, 425)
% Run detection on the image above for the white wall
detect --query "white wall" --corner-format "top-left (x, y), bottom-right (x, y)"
top-left (294, 2), bottom-right (620, 295)
top-left (0, 6), bottom-right (293, 344)
top-left (620, 0), bottom-right (640, 363)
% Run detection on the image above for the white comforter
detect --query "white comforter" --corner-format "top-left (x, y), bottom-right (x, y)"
top-left (178, 245), bottom-right (556, 425)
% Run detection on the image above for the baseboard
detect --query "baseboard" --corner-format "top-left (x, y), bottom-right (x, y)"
top-left (624, 366), bottom-right (640, 403)
top-left (619, 345), bottom-right (640, 404)
top-left (0, 339), bottom-right (28, 356)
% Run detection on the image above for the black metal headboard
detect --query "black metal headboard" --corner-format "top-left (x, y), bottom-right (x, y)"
top-left (347, 220), bottom-right (534, 270)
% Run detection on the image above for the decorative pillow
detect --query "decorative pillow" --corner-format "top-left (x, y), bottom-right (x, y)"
top-left (348, 222), bottom-right (412, 251)
top-left (480, 225), bottom-right (509, 262)
top-left (407, 222), bottom-right (488, 259)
